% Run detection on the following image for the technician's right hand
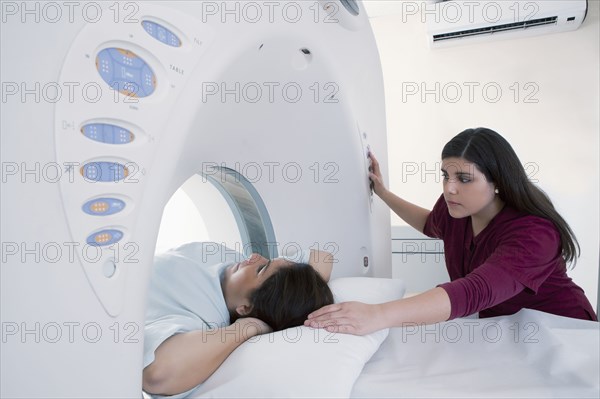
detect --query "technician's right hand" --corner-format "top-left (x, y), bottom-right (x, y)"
top-left (368, 151), bottom-right (387, 197)
top-left (304, 301), bottom-right (386, 336)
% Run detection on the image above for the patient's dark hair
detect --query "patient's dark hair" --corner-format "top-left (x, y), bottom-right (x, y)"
top-left (233, 263), bottom-right (334, 331)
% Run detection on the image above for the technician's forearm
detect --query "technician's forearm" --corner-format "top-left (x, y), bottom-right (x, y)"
top-left (377, 287), bottom-right (451, 328)
top-left (378, 189), bottom-right (431, 233)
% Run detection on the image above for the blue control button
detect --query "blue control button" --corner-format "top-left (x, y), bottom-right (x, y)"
top-left (86, 229), bottom-right (124, 246)
top-left (82, 198), bottom-right (126, 216)
top-left (80, 162), bottom-right (129, 182)
top-left (96, 48), bottom-right (156, 98)
top-left (81, 123), bottom-right (134, 144)
top-left (142, 20), bottom-right (181, 47)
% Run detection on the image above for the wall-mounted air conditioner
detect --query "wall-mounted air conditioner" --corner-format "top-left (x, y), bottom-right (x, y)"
top-left (427, 0), bottom-right (588, 48)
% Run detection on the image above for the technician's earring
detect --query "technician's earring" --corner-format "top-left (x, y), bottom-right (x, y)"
top-left (494, 188), bottom-right (499, 195)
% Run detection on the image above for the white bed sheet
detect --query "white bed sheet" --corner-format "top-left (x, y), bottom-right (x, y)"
top-left (351, 309), bottom-right (599, 398)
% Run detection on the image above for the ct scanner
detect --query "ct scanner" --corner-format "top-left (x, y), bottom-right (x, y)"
top-left (0, 1), bottom-right (390, 396)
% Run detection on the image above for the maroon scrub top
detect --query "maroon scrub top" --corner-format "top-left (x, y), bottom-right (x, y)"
top-left (423, 195), bottom-right (597, 321)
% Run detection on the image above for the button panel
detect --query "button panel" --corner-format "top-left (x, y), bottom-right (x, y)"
top-left (54, 2), bottom-right (215, 317)
top-left (82, 198), bottom-right (126, 216)
top-left (80, 162), bottom-right (129, 182)
top-left (142, 20), bottom-right (181, 47)
top-left (81, 123), bottom-right (134, 145)
top-left (86, 229), bottom-right (124, 246)
top-left (96, 47), bottom-right (156, 98)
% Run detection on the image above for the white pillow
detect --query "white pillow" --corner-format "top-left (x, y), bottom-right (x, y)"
top-left (191, 277), bottom-right (406, 398)
top-left (329, 277), bottom-right (406, 304)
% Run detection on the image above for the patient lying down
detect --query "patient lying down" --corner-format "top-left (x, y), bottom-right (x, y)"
top-left (142, 243), bottom-right (334, 397)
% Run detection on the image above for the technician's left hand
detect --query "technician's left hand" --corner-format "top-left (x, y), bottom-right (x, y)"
top-left (304, 301), bottom-right (385, 336)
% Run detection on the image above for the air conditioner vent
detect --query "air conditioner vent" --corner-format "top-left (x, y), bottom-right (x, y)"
top-left (433, 16), bottom-right (558, 42)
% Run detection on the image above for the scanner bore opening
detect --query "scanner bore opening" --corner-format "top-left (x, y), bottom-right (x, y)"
top-left (156, 167), bottom-right (277, 259)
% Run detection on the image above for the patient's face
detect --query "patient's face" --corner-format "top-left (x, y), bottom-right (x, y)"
top-left (222, 253), bottom-right (293, 315)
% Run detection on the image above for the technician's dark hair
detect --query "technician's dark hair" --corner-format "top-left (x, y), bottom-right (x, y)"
top-left (442, 127), bottom-right (580, 266)
top-left (235, 263), bottom-right (334, 331)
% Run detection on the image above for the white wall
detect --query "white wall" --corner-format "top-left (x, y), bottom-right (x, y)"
top-left (364, 0), bottom-right (599, 309)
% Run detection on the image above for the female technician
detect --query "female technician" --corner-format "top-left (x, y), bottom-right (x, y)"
top-left (307, 127), bottom-right (597, 335)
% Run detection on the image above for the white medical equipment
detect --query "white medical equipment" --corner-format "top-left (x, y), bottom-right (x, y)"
top-left (1, 1), bottom-right (390, 396)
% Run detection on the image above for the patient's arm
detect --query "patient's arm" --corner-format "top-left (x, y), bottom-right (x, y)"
top-left (308, 249), bottom-right (334, 282)
top-left (142, 318), bottom-right (271, 396)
